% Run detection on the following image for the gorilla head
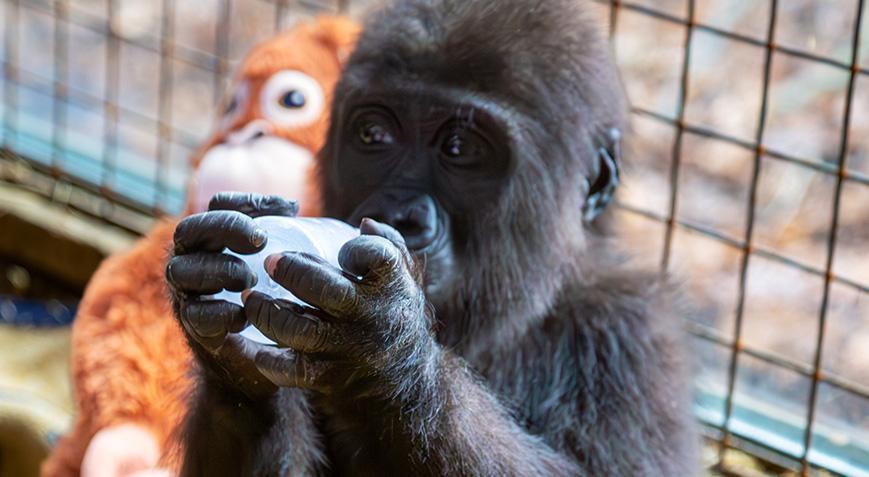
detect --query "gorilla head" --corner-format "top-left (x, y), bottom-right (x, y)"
top-left (319, 0), bottom-right (627, 344)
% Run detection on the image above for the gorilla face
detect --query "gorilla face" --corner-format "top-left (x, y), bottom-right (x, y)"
top-left (318, 0), bottom-right (628, 328)
top-left (328, 88), bottom-right (513, 297)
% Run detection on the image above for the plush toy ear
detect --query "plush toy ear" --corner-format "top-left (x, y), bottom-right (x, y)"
top-left (582, 128), bottom-right (621, 222)
top-left (312, 16), bottom-right (362, 66)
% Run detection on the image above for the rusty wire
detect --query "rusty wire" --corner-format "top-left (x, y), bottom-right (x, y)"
top-left (0, 0), bottom-right (866, 474)
top-left (604, 0), bottom-right (867, 475)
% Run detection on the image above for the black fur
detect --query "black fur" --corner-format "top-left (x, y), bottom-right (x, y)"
top-left (169, 1), bottom-right (698, 475)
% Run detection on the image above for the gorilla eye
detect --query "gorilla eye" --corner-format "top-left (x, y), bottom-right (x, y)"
top-left (440, 131), bottom-right (487, 166)
top-left (444, 134), bottom-right (469, 158)
top-left (279, 90), bottom-right (306, 109)
top-left (358, 122), bottom-right (394, 146)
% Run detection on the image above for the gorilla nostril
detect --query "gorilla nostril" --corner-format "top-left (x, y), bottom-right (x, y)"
top-left (350, 193), bottom-right (440, 251)
top-left (393, 218), bottom-right (436, 251)
top-left (394, 218), bottom-right (424, 238)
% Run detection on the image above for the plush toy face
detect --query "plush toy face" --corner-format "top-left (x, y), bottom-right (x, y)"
top-left (186, 17), bottom-right (359, 216)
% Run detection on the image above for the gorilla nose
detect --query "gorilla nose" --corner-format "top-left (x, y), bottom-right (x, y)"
top-left (367, 193), bottom-right (439, 251)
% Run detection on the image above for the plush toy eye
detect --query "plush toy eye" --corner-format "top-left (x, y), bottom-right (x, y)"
top-left (260, 70), bottom-right (324, 128)
top-left (225, 95), bottom-right (239, 115)
top-left (358, 122), bottom-right (394, 146)
top-left (278, 90), bottom-right (306, 109)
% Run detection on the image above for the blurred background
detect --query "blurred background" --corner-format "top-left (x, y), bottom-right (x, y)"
top-left (0, 0), bottom-right (866, 475)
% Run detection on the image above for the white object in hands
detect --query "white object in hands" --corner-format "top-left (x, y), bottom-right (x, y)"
top-left (213, 216), bottom-right (359, 345)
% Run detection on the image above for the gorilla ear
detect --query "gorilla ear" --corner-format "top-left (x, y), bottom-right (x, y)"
top-left (582, 128), bottom-right (621, 222)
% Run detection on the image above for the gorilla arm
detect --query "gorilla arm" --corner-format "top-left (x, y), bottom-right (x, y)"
top-left (166, 194), bottom-right (325, 477)
top-left (244, 220), bottom-right (579, 476)
top-left (247, 221), bottom-right (695, 476)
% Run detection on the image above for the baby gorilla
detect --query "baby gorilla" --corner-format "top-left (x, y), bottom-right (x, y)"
top-left (166, 0), bottom-right (698, 475)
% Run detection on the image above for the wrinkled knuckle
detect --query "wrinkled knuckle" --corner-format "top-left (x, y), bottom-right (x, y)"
top-left (309, 322), bottom-right (329, 352)
top-left (184, 305), bottom-right (205, 330)
top-left (272, 308), bottom-right (297, 341)
top-left (276, 317), bottom-right (296, 343)
top-left (373, 236), bottom-right (401, 261)
top-left (265, 306), bottom-right (281, 339)
top-left (246, 296), bottom-right (267, 323)
top-left (299, 358), bottom-right (319, 384)
top-left (262, 194), bottom-right (280, 207)
top-left (338, 285), bottom-right (356, 310)
top-left (355, 238), bottom-right (394, 268)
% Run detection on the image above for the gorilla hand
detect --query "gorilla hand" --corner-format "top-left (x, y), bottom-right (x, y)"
top-left (245, 218), bottom-right (439, 401)
top-left (166, 192), bottom-right (299, 400)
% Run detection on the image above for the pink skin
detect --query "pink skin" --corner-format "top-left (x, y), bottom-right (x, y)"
top-left (81, 424), bottom-right (173, 477)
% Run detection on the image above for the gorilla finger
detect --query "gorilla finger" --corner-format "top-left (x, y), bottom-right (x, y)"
top-left (338, 234), bottom-right (405, 280)
top-left (359, 218), bottom-right (415, 268)
top-left (182, 300), bottom-right (246, 348)
top-left (173, 210), bottom-right (266, 255)
top-left (359, 217), bottom-right (407, 250)
top-left (265, 252), bottom-right (358, 317)
top-left (222, 334), bottom-right (271, 366)
top-left (243, 291), bottom-right (339, 353)
top-left (166, 253), bottom-right (256, 294)
top-left (254, 347), bottom-right (329, 391)
top-left (208, 192), bottom-right (299, 218)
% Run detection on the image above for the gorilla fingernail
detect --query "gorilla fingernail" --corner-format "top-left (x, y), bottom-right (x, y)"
top-left (265, 253), bottom-right (281, 275)
top-left (252, 228), bottom-right (268, 247)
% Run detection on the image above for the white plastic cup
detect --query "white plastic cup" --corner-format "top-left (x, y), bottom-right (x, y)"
top-left (212, 216), bottom-right (359, 345)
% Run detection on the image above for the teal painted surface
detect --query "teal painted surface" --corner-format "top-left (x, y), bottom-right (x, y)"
top-left (3, 108), bottom-right (187, 214)
top-left (697, 382), bottom-right (869, 476)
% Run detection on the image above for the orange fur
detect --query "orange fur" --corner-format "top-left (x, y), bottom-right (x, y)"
top-left (187, 16), bottom-right (359, 218)
top-left (41, 220), bottom-right (186, 476)
top-left (42, 16), bottom-right (360, 476)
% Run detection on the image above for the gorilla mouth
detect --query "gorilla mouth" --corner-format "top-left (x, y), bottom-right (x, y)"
top-left (347, 191), bottom-right (449, 254)
top-left (412, 213), bottom-right (454, 296)
top-left (412, 212), bottom-right (449, 255)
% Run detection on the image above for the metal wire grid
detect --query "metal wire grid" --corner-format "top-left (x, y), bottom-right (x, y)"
top-left (1, 0), bottom-right (867, 474)
top-left (602, 0), bottom-right (867, 474)
top-left (1, 0), bottom-right (347, 231)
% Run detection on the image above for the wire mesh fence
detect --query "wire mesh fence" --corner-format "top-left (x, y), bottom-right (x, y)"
top-left (599, 0), bottom-right (868, 475)
top-left (1, 0), bottom-right (352, 231)
top-left (1, 0), bottom-right (867, 475)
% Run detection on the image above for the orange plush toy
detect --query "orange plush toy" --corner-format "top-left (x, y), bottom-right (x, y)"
top-left (41, 16), bottom-right (360, 477)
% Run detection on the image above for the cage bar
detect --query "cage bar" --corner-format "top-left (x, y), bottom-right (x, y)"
top-left (799, 1), bottom-right (866, 474)
top-left (659, 0), bottom-right (696, 271)
top-left (1, 1), bottom-right (867, 475)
